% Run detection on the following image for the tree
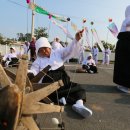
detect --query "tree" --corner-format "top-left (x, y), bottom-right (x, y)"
top-left (17, 33), bottom-right (25, 41)
top-left (34, 27), bottom-right (48, 39)
top-left (0, 33), bottom-right (3, 44)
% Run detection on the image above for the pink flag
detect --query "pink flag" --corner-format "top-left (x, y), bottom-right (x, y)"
top-left (91, 29), bottom-right (104, 51)
top-left (84, 27), bottom-right (91, 48)
top-left (107, 22), bottom-right (118, 37)
top-left (26, 0), bottom-right (30, 4)
top-left (51, 19), bottom-right (74, 40)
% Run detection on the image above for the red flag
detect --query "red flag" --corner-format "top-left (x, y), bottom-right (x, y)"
top-left (26, 0), bottom-right (30, 4)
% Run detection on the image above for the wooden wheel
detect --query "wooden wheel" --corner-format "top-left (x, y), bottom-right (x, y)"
top-left (0, 58), bottom-right (64, 130)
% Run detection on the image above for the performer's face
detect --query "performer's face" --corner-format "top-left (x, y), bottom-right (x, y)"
top-left (38, 47), bottom-right (51, 58)
top-left (10, 48), bottom-right (15, 53)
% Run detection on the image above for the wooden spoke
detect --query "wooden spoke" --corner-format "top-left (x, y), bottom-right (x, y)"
top-left (15, 60), bottom-right (28, 91)
top-left (4, 68), bottom-right (16, 81)
top-left (22, 102), bottom-right (64, 115)
top-left (24, 80), bottom-right (63, 103)
top-left (0, 64), bottom-right (12, 87)
top-left (21, 116), bottom-right (39, 130)
top-left (33, 83), bottom-right (51, 91)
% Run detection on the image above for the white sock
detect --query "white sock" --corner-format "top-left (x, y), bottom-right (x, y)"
top-left (75, 99), bottom-right (83, 106)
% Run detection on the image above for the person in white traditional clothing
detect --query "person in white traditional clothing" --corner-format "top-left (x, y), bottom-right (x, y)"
top-left (23, 41), bottom-right (30, 54)
top-left (91, 44), bottom-right (99, 64)
top-left (2, 47), bottom-right (19, 67)
top-left (28, 31), bottom-right (92, 118)
top-left (102, 46), bottom-right (111, 65)
top-left (52, 37), bottom-right (64, 50)
top-left (113, 5), bottom-right (130, 93)
top-left (23, 41), bottom-right (30, 60)
top-left (78, 44), bottom-right (85, 64)
top-left (82, 53), bottom-right (98, 73)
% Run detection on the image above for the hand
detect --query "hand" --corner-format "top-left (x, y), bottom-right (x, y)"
top-left (75, 29), bottom-right (84, 41)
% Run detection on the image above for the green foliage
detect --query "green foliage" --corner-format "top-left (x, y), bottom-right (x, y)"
top-left (101, 40), bottom-right (115, 52)
top-left (17, 27), bottom-right (48, 41)
top-left (17, 33), bottom-right (31, 41)
top-left (34, 27), bottom-right (48, 39)
top-left (0, 33), bottom-right (4, 44)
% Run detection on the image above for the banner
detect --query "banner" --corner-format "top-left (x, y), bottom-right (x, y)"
top-left (107, 22), bottom-right (118, 37)
top-left (84, 27), bottom-right (91, 48)
top-left (29, 2), bottom-right (67, 22)
top-left (51, 19), bottom-right (74, 40)
top-left (91, 29), bottom-right (104, 51)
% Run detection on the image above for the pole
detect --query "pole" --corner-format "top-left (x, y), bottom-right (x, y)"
top-left (31, 0), bottom-right (35, 38)
top-left (105, 30), bottom-right (109, 44)
top-left (66, 21), bottom-right (69, 43)
top-left (91, 25), bottom-right (93, 47)
top-left (48, 20), bottom-right (51, 40)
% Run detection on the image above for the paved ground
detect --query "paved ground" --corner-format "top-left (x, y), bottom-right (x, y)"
top-left (37, 63), bottom-right (130, 130)
top-left (6, 63), bottom-right (130, 130)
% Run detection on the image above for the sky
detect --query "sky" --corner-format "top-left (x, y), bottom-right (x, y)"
top-left (0, 0), bottom-right (130, 45)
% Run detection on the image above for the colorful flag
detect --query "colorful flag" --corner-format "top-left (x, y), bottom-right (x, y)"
top-left (91, 29), bottom-right (104, 51)
top-left (51, 19), bottom-right (74, 40)
top-left (29, 2), bottom-right (67, 22)
top-left (71, 22), bottom-right (78, 31)
top-left (84, 27), bottom-right (91, 48)
top-left (107, 22), bottom-right (118, 37)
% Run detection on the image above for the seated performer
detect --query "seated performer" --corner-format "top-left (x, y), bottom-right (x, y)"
top-left (28, 31), bottom-right (92, 118)
top-left (82, 53), bottom-right (98, 73)
top-left (2, 47), bottom-right (19, 67)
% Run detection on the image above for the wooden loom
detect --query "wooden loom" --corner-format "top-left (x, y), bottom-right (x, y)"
top-left (0, 57), bottom-right (64, 130)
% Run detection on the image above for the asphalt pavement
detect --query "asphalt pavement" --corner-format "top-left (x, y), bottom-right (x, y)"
top-left (37, 63), bottom-right (130, 130)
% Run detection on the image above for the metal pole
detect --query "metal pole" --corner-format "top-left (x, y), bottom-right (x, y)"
top-left (105, 29), bottom-right (109, 44)
top-left (48, 20), bottom-right (51, 39)
top-left (66, 21), bottom-right (68, 43)
top-left (31, 0), bottom-right (35, 38)
top-left (91, 25), bottom-right (93, 47)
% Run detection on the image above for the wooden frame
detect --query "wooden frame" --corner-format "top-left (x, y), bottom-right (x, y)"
top-left (0, 58), bottom-right (64, 130)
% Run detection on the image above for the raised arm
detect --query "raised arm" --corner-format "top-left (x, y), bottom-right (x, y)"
top-left (60, 30), bottom-right (83, 61)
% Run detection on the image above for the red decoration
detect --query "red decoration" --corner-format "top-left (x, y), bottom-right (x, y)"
top-left (109, 18), bottom-right (112, 22)
top-left (83, 18), bottom-right (86, 23)
top-left (26, 0), bottom-right (30, 4)
top-left (49, 14), bottom-right (52, 19)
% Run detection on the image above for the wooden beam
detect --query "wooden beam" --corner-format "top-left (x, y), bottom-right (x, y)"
top-left (0, 64), bottom-right (12, 87)
top-left (15, 60), bottom-right (28, 91)
top-left (21, 116), bottom-right (39, 130)
top-left (32, 83), bottom-right (51, 91)
top-left (31, 65), bottom-right (51, 83)
top-left (22, 102), bottom-right (64, 115)
top-left (4, 68), bottom-right (16, 80)
top-left (24, 80), bottom-right (63, 103)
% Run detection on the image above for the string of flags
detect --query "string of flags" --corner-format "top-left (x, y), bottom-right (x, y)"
top-left (28, 2), bottom-right (67, 22)
top-left (26, 0), bottom-right (118, 51)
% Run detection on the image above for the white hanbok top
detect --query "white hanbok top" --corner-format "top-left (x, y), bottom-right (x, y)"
top-left (29, 39), bottom-right (81, 76)
top-left (3, 52), bottom-right (18, 61)
top-left (23, 42), bottom-right (30, 54)
top-left (103, 48), bottom-right (111, 56)
top-left (52, 42), bottom-right (64, 50)
top-left (82, 58), bottom-right (96, 66)
top-left (91, 47), bottom-right (99, 56)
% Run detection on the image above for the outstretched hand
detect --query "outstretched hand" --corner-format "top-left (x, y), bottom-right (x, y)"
top-left (75, 29), bottom-right (84, 41)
